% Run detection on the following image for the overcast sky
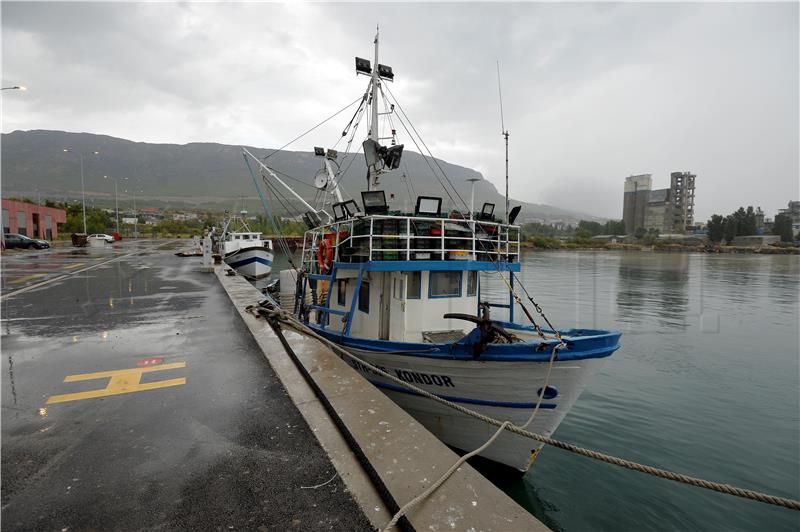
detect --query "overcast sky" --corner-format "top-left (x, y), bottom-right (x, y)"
top-left (2, 2), bottom-right (798, 219)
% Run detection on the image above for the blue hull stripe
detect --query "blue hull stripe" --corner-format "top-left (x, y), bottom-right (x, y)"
top-left (227, 256), bottom-right (273, 269)
top-left (309, 324), bottom-right (620, 362)
top-left (370, 379), bottom-right (557, 409)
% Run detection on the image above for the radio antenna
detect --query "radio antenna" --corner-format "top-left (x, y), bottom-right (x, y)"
top-left (497, 60), bottom-right (510, 223)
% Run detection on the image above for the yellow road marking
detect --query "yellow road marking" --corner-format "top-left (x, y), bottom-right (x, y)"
top-left (9, 273), bottom-right (47, 284)
top-left (46, 362), bottom-right (186, 404)
top-left (62, 262), bottom-right (86, 269)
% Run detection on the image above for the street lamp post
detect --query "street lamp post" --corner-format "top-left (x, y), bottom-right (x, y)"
top-left (124, 185), bottom-right (142, 238)
top-left (104, 175), bottom-right (120, 233)
top-left (63, 148), bottom-right (99, 234)
top-left (133, 189), bottom-right (137, 238)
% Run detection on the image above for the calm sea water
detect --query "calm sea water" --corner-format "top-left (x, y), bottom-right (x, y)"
top-left (268, 250), bottom-right (800, 531)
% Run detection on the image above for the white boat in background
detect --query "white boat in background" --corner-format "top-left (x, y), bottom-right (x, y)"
top-left (221, 210), bottom-right (274, 279)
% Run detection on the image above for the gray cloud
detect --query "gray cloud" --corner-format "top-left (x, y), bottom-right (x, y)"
top-left (2, 2), bottom-right (797, 220)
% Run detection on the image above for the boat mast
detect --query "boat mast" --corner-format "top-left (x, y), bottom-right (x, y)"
top-left (504, 130), bottom-right (509, 223)
top-left (369, 28), bottom-right (381, 191)
top-left (497, 60), bottom-right (509, 223)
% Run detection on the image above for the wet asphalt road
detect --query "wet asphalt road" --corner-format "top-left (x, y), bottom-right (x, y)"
top-left (1, 244), bottom-right (371, 531)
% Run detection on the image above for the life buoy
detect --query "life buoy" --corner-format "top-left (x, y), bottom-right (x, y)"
top-left (317, 239), bottom-right (333, 272)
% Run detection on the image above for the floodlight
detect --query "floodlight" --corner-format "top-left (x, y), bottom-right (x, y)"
top-left (384, 144), bottom-right (404, 169)
top-left (332, 199), bottom-right (360, 221)
top-left (508, 205), bottom-right (521, 225)
top-left (415, 196), bottom-right (442, 217)
top-left (361, 190), bottom-right (388, 215)
top-left (342, 199), bottom-right (359, 217)
top-left (326, 149), bottom-right (338, 160)
top-left (333, 203), bottom-right (347, 221)
top-left (362, 139), bottom-right (382, 168)
top-left (314, 147), bottom-right (325, 156)
top-left (303, 210), bottom-right (322, 229)
top-left (355, 57), bottom-right (372, 75)
top-left (377, 64), bottom-right (394, 81)
top-left (481, 202), bottom-right (495, 218)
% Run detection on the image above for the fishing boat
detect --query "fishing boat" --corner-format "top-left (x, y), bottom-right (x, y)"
top-left (245, 32), bottom-right (621, 471)
top-left (221, 210), bottom-right (274, 279)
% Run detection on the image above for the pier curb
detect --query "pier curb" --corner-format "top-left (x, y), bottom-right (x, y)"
top-left (216, 267), bottom-right (549, 531)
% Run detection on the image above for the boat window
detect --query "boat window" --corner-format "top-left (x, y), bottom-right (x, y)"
top-left (358, 280), bottom-right (370, 313)
top-left (467, 271), bottom-right (478, 296)
top-left (337, 279), bottom-right (347, 306)
top-left (430, 271), bottom-right (462, 298)
top-left (393, 277), bottom-right (405, 300)
top-left (406, 272), bottom-right (421, 299)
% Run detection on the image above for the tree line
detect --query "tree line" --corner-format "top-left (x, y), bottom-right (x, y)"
top-left (521, 219), bottom-right (626, 239)
top-left (706, 206), bottom-right (793, 243)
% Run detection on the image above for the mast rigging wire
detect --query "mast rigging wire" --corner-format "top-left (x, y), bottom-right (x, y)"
top-left (263, 96), bottom-right (363, 161)
top-left (383, 84), bottom-right (554, 337)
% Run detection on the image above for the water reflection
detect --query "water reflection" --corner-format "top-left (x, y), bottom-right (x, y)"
top-left (616, 253), bottom-right (690, 330)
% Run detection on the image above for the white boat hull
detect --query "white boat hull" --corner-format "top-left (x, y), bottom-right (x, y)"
top-left (224, 246), bottom-right (273, 279)
top-left (343, 351), bottom-right (606, 471)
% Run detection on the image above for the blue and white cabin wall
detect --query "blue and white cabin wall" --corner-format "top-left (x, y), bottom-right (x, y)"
top-left (327, 270), bottom-right (479, 342)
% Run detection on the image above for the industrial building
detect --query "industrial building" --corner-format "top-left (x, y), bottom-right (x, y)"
top-left (2, 199), bottom-right (66, 240)
top-left (622, 174), bottom-right (652, 234)
top-left (622, 172), bottom-right (696, 235)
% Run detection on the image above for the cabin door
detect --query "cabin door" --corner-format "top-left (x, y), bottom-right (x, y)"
top-left (379, 273), bottom-right (392, 340)
top-left (388, 273), bottom-right (406, 341)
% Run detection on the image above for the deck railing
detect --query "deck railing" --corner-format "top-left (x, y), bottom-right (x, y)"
top-left (301, 214), bottom-right (520, 273)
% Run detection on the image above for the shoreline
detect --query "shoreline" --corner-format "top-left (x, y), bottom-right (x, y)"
top-left (521, 242), bottom-right (799, 254)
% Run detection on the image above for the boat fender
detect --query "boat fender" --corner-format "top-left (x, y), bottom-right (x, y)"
top-left (317, 239), bottom-right (334, 272)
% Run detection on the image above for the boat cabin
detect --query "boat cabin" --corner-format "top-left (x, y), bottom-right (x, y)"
top-left (299, 193), bottom-right (521, 343)
top-left (222, 232), bottom-right (272, 255)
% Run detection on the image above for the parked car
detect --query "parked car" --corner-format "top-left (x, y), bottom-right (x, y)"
top-left (88, 233), bottom-right (115, 244)
top-left (3, 233), bottom-right (51, 249)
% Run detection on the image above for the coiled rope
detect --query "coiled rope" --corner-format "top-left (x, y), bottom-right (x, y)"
top-left (253, 304), bottom-right (800, 514)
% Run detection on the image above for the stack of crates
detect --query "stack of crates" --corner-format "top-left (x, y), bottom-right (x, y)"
top-left (373, 219), bottom-right (400, 261)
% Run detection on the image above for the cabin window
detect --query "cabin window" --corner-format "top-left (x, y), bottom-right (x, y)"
top-left (243, 234), bottom-right (250, 240)
top-left (393, 277), bottom-right (405, 300)
top-left (406, 272), bottom-right (421, 299)
top-left (430, 271), bottom-right (462, 298)
top-left (467, 271), bottom-right (478, 296)
top-left (358, 280), bottom-right (370, 313)
top-left (337, 279), bottom-right (347, 306)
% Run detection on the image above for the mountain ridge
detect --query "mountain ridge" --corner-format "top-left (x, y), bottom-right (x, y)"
top-left (1, 129), bottom-right (602, 223)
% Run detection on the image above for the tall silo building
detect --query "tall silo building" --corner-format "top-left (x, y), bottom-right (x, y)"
top-left (623, 174), bottom-right (652, 234)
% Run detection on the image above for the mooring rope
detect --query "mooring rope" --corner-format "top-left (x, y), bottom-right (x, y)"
top-left (251, 304), bottom-right (800, 514)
